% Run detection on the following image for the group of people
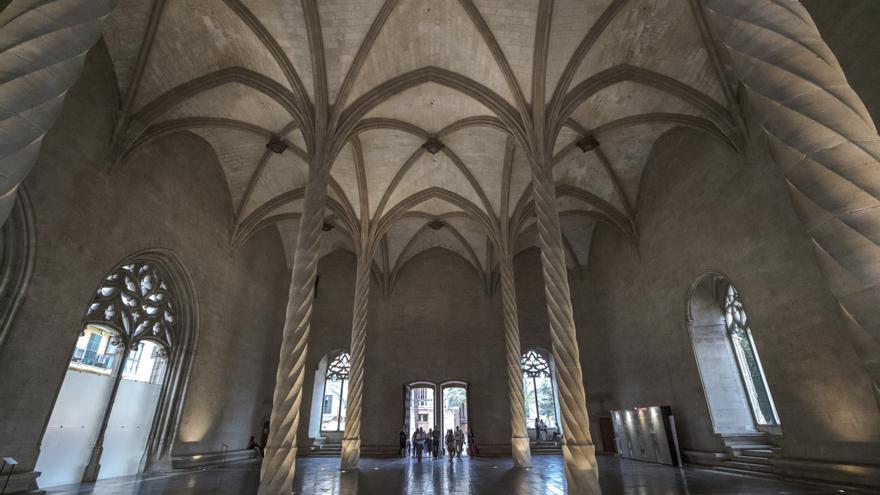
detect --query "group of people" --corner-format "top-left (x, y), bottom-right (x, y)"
top-left (534, 417), bottom-right (548, 441)
top-left (533, 417), bottom-right (559, 442)
top-left (399, 426), bottom-right (474, 462)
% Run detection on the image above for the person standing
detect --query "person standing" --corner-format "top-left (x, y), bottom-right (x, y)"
top-left (432, 427), bottom-right (441, 458)
top-left (454, 426), bottom-right (465, 458)
top-left (467, 428), bottom-right (477, 457)
top-left (413, 428), bottom-right (426, 462)
top-left (535, 417), bottom-right (542, 441)
top-left (445, 429), bottom-right (456, 463)
top-left (426, 428), bottom-right (434, 459)
top-left (399, 429), bottom-right (407, 458)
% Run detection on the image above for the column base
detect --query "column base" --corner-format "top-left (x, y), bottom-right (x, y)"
top-left (562, 443), bottom-right (601, 494)
top-left (511, 436), bottom-right (532, 468)
top-left (81, 445), bottom-right (104, 483)
top-left (257, 445), bottom-right (297, 495)
top-left (340, 438), bottom-right (361, 469)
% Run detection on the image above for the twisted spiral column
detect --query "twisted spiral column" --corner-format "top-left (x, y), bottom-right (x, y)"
top-left (340, 250), bottom-right (370, 469)
top-left (704, 0), bottom-right (880, 395)
top-left (0, 0), bottom-right (117, 226)
top-left (258, 165), bottom-right (329, 495)
top-left (528, 157), bottom-right (601, 494)
top-left (499, 251), bottom-right (532, 468)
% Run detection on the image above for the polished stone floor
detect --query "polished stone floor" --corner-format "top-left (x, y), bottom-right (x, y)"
top-left (44, 456), bottom-right (863, 495)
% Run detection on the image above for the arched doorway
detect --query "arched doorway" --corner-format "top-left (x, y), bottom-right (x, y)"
top-left (405, 382), bottom-right (436, 442)
top-left (402, 381), bottom-right (470, 457)
top-left (687, 273), bottom-right (781, 440)
top-left (36, 254), bottom-right (197, 487)
top-left (441, 381), bottom-right (469, 456)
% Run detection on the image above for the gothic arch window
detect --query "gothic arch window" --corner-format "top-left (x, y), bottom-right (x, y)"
top-left (521, 349), bottom-right (560, 434)
top-left (321, 351), bottom-right (350, 432)
top-left (687, 273), bottom-right (781, 438)
top-left (723, 284), bottom-right (780, 426)
top-left (37, 253), bottom-right (197, 487)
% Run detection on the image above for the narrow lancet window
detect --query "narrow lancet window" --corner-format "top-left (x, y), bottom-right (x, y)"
top-left (723, 284), bottom-right (779, 426)
top-left (321, 352), bottom-right (350, 432)
top-left (521, 349), bottom-right (559, 434)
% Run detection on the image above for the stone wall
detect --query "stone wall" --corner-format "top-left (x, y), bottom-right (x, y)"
top-left (584, 126), bottom-right (880, 465)
top-left (0, 43), bottom-right (289, 487)
top-left (298, 245), bottom-right (613, 455)
top-left (300, 248), bottom-right (510, 451)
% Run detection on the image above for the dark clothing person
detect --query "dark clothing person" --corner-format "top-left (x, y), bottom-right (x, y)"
top-left (432, 429), bottom-right (441, 458)
top-left (248, 436), bottom-right (262, 459)
top-left (399, 430), bottom-right (407, 457)
top-left (467, 429), bottom-right (477, 457)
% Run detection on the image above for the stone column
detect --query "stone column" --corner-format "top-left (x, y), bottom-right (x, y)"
top-left (0, 0), bottom-right (117, 226)
top-left (703, 0), bottom-right (880, 396)
top-left (499, 251), bottom-right (532, 467)
top-left (528, 156), bottom-right (601, 494)
top-left (258, 163), bottom-right (329, 495)
top-left (340, 248), bottom-right (370, 469)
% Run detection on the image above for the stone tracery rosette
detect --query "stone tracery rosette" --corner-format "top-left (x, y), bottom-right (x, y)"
top-left (85, 261), bottom-right (176, 352)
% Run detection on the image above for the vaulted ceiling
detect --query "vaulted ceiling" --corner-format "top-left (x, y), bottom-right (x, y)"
top-left (101, 0), bottom-right (739, 290)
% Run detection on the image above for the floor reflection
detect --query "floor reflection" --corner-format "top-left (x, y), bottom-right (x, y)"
top-left (45, 455), bottom-right (862, 494)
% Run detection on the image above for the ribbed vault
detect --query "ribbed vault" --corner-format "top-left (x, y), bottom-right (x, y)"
top-left (101, 0), bottom-right (739, 281)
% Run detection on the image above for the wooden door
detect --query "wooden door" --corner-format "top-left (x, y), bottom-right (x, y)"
top-left (599, 417), bottom-right (616, 454)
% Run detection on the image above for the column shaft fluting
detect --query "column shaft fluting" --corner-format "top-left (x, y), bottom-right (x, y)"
top-left (0, 0), bottom-right (117, 226)
top-left (528, 157), bottom-right (601, 494)
top-left (340, 252), bottom-right (370, 468)
top-left (258, 166), bottom-right (328, 495)
top-left (704, 0), bottom-right (880, 394)
top-left (499, 253), bottom-right (532, 467)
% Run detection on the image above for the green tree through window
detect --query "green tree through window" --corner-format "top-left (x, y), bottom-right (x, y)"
top-left (521, 350), bottom-right (558, 429)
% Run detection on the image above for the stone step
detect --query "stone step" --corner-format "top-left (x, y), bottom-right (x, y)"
top-left (302, 445), bottom-right (342, 457)
top-left (731, 455), bottom-right (772, 466)
top-left (531, 447), bottom-right (563, 455)
top-left (721, 432), bottom-right (772, 450)
top-left (739, 448), bottom-right (775, 458)
top-left (721, 460), bottom-right (776, 475)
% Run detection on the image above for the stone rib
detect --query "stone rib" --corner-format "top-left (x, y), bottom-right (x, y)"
top-left (704, 0), bottom-right (880, 395)
top-left (340, 251), bottom-right (370, 469)
top-left (0, 0), bottom-right (117, 225)
top-left (258, 167), bottom-right (328, 495)
top-left (500, 252), bottom-right (532, 468)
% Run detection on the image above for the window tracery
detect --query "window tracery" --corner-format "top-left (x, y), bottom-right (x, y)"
top-left (86, 261), bottom-right (176, 351)
top-left (521, 350), bottom-right (552, 378)
top-left (321, 351), bottom-right (350, 432)
top-left (521, 349), bottom-right (558, 431)
top-left (326, 352), bottom-right (350, 381)
top-left (723, 284), bottom-right (779, 426)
